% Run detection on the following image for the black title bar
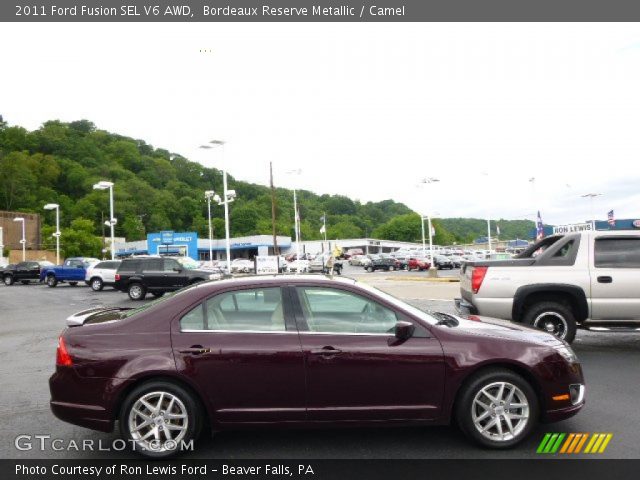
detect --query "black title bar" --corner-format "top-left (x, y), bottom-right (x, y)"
top-left (4, 0), bottom-right (640, 22)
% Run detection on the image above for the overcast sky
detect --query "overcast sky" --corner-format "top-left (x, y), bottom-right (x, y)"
top-left (2, 22), bottom-right (640, 225)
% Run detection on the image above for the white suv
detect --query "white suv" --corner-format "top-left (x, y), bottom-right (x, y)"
top-left (85, 260), bottom-right (121, 291)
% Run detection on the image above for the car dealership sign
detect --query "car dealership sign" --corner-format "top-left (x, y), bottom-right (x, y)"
top-left (552, 223), bottom-right (593, 234)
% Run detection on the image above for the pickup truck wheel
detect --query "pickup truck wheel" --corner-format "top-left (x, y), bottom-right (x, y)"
top-left (366, 266), bottom-right (374, 273)
top-left (523, 301), bottom-right (577, 343)
top-left (456, 368), bottom-right (538, 449)
top-left (90, 278), bottom-right (104, 291)
top-left (4, 275), bottom-right (14, 286)
top-left (128, 283), bottom-right (146, 301)
top-left (46, 275), bottom-right (58, 288)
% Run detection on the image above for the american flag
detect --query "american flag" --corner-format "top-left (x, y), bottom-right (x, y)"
top-left (536, 211), bottom-right (545, 241)
top-left (607, 210), bottom-right (615, 227)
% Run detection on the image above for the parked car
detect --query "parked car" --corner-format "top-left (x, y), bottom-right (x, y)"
top-left (363, 254), bottom-right (397, 272)
top-left (407, 257), bottom-right (431, 271)
top-left (40, 258), bottom-right (100, 287)
top-left (85, 260), bottom-right (122, 291)
top-left (230, 258), bottom-right (254, 274)
top-left (449, 255), bottom-right (464, 268)
top-left (309, 253), bottom-right (329, 273)
top-left (114, 256), bottom-right (218, 300)
top-left (51, 275), bottom-right (585, 458)
top-left (432, 255), bottom-right (454, 270)
top-left (343, 248), bottom-right (364, 259)
top-left (2, 260), bottom-right (54, 285)
top-left (286, 259), bottom-right (310, 273)
top-left (348, 254), bottom-right (367, 266)
top-left (456, 230), bottom-right (640, 343)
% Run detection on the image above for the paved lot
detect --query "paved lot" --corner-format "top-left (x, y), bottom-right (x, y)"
top-left (1, 276), bottom-right (639, 459)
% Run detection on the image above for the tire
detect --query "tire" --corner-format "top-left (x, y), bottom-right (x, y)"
top-left (151, 292), bottom-right (165, 298)
top-left (119, 380), bottom-right (202, 458)
top-left (90, 277), bottom-right (104, 292)
top-left (522, 301), bottom-right (577, 343)
top-left (69, 282), bottom-right (78, 286)
top-left (46, 275), bottom-right (58, 288)
top-left (388, 266), bottom-right (395, 271)
top-left (3, 275), bottom-right (14, 286)
top-left (128, 283), bottom-right (146, 301)
top-left (456, 368), bottom-right (539, 449)
top-left (366, 266), bottom-right (373, 273)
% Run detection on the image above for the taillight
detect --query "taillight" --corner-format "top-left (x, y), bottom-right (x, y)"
top-left (115, 273), bottom-right (120, 281)
top-left (56, 336), bottom-right (73, 367)
top-left (471, 266), bottom-right (488, 294)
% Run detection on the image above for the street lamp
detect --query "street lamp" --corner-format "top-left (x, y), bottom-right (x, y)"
top-left (44, 203), bottom-right (60, 265)
top-left (286, 169), bottom-right (303, 274)
top-left (13, 217), bottom-right (26, 261)
top-left (418, 177), bottom-right (439, 277)
top-left (0, 226), bottom-right (4, 264)
top-left (581, 193), bottom-right (603, 231)
top-left (200, 141), bottom-right (233, 274)
top-left (93, 181), bottom-right (116, 260)
top-left (204, 190), bottom-right (218, 267)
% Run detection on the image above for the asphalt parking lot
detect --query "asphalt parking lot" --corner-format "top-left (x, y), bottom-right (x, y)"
top-left (1, 273), bottom-right (639, 459)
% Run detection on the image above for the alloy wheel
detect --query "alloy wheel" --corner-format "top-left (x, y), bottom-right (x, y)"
top-left (471, 381), bottom-right (530, 442)
top-left (533, 312), bottom-right (567, 339)
top-left (128, 391), bottom-right (188, 453)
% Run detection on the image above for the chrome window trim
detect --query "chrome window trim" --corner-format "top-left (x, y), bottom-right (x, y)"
top-left (180, 329), bottom-right (293, 334)
top-left (299, 331), bottom-right (393, 337)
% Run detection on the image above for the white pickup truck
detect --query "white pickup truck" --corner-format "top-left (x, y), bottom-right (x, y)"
top-left (455, 230), bottom-right (640, 343)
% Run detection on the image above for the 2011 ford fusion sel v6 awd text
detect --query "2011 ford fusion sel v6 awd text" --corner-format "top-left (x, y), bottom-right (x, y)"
top-left (50, 276), bottom-right (585, 457)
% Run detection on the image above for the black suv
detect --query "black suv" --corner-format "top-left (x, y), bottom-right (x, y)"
top-left (114, 256), bottom-right (216, 300)
top-left (2, 261), bottom-right (54, 286)
top-left (362, 254), bottom-right (397, 272)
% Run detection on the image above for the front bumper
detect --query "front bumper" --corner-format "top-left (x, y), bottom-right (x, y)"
top-left (454, 297), bottom-right (478, 315)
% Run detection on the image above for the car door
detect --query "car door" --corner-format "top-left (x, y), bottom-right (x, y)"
top-left (171, 286), bottom-right (306, 423)
top-left (590, 235), bottom-right (640, 320)
top-left (14, 262), bottom-right (30, 281)
top-left (292, 285), bottom-right (445, 422)
top-left (162, 258), bottom-right (189, 289)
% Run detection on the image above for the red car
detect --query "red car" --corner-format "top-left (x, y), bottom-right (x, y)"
top-left (407, 257), bottom-right (431, 271)
top-left (50, 276), bottom-right (585, 457)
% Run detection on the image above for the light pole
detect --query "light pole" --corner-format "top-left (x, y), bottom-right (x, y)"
top-left (13, 217), bottom-right (25, 261)
top-left (93, 181), bottom-right (116, 260)
top-left (0, 227), bottom-right (4, 264)
top-left (44, 203), bottom-right (60, 264)
top-left (581, 193), bottom-right (603, 231)
top-left (204, 190), bottom-right (218, 267)
top-left (200, 140), bottom-right (233, 274)
top-left (481, 172), bottom-right (492, 253)
top-left (418, 177), bottom-right (439, 277)
top-left (286, 169), bottom-right (303, 274)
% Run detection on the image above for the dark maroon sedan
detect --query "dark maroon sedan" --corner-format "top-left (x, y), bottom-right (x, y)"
top-left (50, 276), bottom-right (585, 457)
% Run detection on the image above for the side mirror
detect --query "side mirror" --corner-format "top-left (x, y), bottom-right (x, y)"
top-left (394, 321), bottom-right (415, 341)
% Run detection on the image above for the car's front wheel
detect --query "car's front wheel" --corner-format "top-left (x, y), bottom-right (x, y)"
top-left (456, 368), bottom-right (538, 449)
top-left (3, 275), bottom-right (14, 286)
top-left (128, 283), bottom-right (146, 301)
top-left (119, 381), bottom-right (202, 458)
top-left (90, 277), bottom-right (104, 291)
top-left (46, 275), bottom-right (58, 287)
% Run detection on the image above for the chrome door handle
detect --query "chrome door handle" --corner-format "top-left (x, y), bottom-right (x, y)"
top-left (178, 346), bottom-right (211, 355)
top-left (310, 347), bottom-right (342, 356)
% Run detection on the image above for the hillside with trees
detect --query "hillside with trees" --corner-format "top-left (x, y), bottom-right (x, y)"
top-left (0, 119), bottom-right (534, 257)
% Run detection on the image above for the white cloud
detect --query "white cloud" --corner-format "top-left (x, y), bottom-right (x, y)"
top-left (2, 22), bottom-right (640, 224)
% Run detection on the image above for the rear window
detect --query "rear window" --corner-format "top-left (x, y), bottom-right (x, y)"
top-left (118, 260), bottom-right (142, 272)
top-left (594, 237), bottom-right (640, 268)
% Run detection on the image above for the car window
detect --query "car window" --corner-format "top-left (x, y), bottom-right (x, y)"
top-left (141, 259), bottom-right (163, 272)
top-left (296, 287), bottom-right (397, 335)
top-left (595, 237), bottom-right (640, 268)
top-left (163, 258), bottom-right (181, 271)
top-left (180, 287), bottom-right (286, 332)
top-left (118, 260), bottom-right (141, 272)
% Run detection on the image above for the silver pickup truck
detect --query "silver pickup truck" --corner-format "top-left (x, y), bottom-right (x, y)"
top-left (455, 230), bottom-right (640, 343)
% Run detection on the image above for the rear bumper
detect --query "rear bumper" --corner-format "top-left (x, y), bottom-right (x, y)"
top-left (454, 297), bottom-right (478, 315)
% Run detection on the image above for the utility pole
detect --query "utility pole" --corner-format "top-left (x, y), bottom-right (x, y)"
top-left (270, 162), bottom-right (279, 255)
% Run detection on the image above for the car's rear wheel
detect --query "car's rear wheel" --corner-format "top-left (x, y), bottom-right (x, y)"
top-left (522, 301), bottom-right (577, 343)
top-left (366, 266), bottom-right (373, 273)
top-left (119, 381), bottom-right (202, 458)
top-left (90, 277), bottom-right (104, 291)
top-left (388, 266), bottom-right (395, 271)
top-left (46, 275), bottom-right (57, 288)
top-left (4, 275), bottom-right (14, 286)
top-left (456, 369), bottom-right (538, 449)
top-left (128, 283), bottom-right (146, 301)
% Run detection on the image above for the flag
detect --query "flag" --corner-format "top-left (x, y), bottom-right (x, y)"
top-left (496, 225), bottom-right (501, 236)
top-left (536, 211), bottom-right (544, 241)
top-left (431, 226), bottom-right (436, 236)
top-left (319, 224), bottom-right (326, 234)
top-left (607, 210), bottom-right (615, 227)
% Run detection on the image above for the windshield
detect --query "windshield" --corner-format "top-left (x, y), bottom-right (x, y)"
top-left (357, 282), bottom-right (437, 325)
top-left (176, 257), bottom-right (200, 270)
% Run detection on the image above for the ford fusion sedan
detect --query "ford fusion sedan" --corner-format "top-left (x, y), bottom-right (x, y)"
top-left (50, 276), bottom-right (585, 457)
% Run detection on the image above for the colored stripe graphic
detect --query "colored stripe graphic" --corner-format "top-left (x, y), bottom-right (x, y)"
top-left (538, 433), bottom-right (613, 454)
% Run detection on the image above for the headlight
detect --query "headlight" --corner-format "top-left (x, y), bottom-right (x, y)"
top-left (553, 344), bottom-right (578, 363)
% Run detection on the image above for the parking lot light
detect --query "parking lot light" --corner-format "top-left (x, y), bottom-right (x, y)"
top-left (581, 193), bottom-right (603, 230)
top-left (204, 190), bottom-right (216, 267)
top-left (200, 141), bottom-right (232, 274)
top-left (93, 181), bottom-right (116, 260)
top-left (44, 203), bottom-right (60, 265)
top-left (13, 217), bottom-right (26, 261)
top-left (417, 178), bottom-right (440, 277)
top-left (286, 169), bottom-right (303, 274)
